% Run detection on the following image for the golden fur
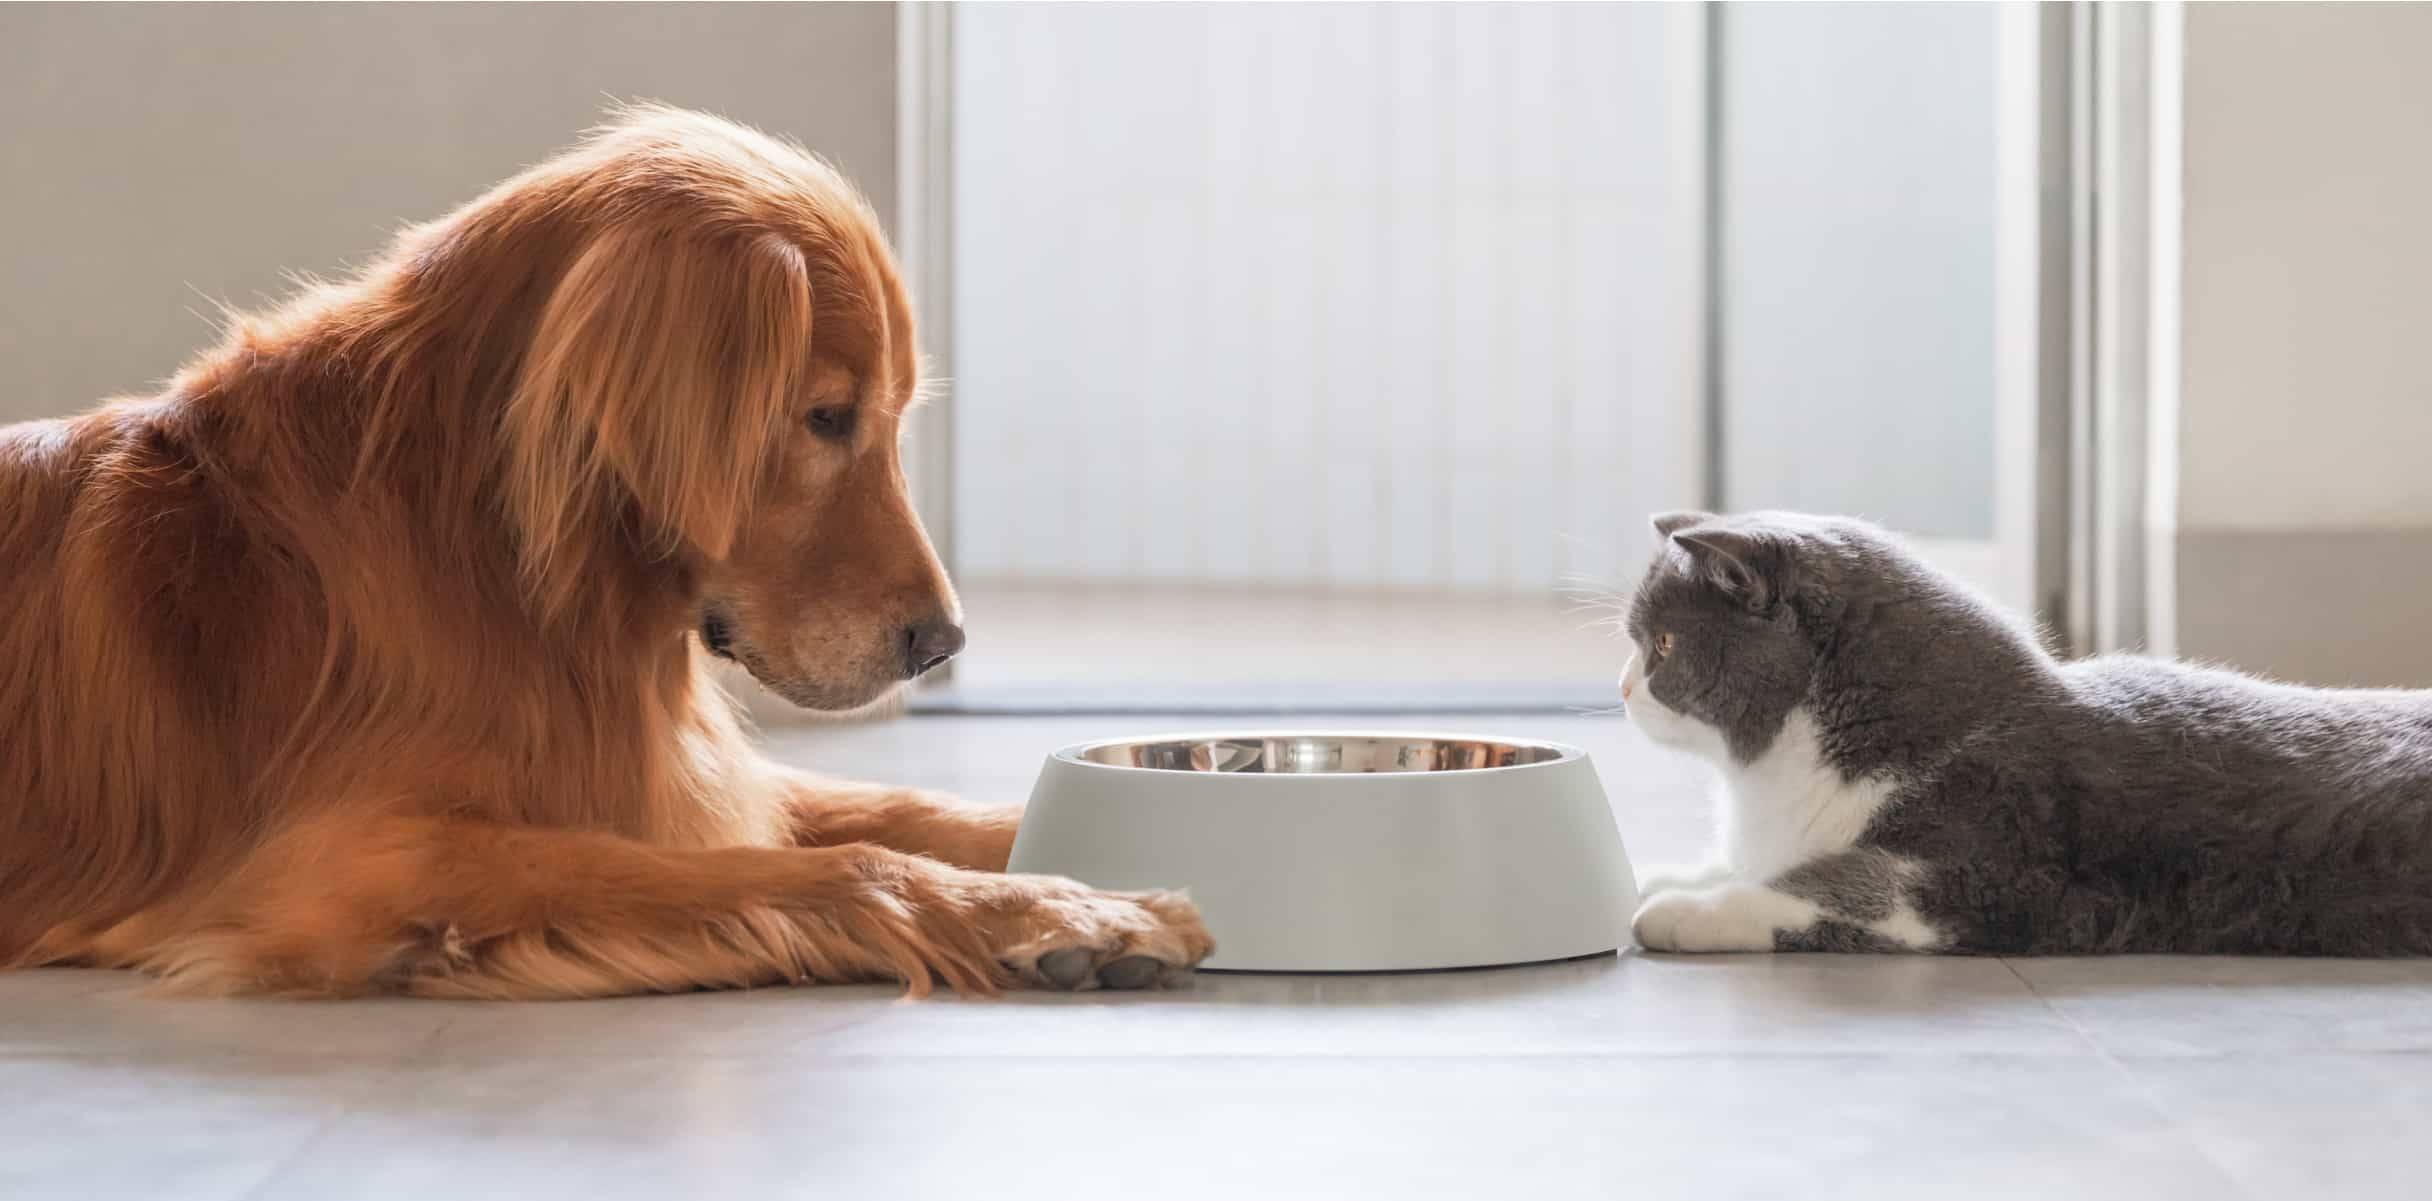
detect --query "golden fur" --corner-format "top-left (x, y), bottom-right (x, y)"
top-left (0, 106), bottom-right (1209, 998)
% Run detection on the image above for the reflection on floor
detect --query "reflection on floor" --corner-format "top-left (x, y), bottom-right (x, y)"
top-left (7, 713), bottom-right (2431, 1201)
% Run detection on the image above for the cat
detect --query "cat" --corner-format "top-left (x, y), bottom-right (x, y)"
top-left (1618, 509), bottom-right (2432, 956)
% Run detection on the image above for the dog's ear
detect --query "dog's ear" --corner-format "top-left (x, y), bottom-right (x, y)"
top-left (507, 227), bottom-right (811, 609)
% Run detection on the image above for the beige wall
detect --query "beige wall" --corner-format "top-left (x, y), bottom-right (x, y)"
top-left (2179, 2), bottom-right (2432, 531)
top-left (2172, 3), bottom-right (2432, 684)
top-left (1, 2), bottom-right (898, 424)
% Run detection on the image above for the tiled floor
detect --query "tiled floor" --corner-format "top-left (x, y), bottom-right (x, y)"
top-left (8, 713), bottom-right (2431, 1200)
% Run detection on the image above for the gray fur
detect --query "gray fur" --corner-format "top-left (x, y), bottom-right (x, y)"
top-left (1776, 921), bottom-right (1906, 954)
top-left (1626, 510), bottom-right (2432, 956)
top-left (1773, 848), bottom-right (1907, 924)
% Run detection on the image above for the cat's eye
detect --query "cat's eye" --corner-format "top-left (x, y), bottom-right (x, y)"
top-left (1652, 632), bottom-right (1676, 659)
top-left (805, 406), bottom-right (856, 441)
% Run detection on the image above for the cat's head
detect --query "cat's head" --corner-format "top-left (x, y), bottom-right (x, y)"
top-left (1621, 510), bottom-right (2052, 771)
top-left (1619, 510), bottom-right (1944, 765)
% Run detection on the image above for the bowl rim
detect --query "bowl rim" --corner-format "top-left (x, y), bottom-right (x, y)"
top-left (1048, 730), bottom-right (1588, 777)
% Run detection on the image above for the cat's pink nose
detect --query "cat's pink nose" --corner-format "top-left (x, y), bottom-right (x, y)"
top-left (1620, 677), bottom-right (1634, 702)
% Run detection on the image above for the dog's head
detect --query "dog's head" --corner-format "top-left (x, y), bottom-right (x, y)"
top-left (492, 106), bottom-right (957, 712)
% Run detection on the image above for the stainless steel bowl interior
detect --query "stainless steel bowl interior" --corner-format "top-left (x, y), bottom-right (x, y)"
top-left (1063, 735), bottom-right (1572, 775)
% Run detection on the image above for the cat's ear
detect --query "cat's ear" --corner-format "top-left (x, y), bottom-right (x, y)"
top-left (1648, 510), bottom-right (1718, 546)
top-left (1672, 527), bottom-right (1778, 612)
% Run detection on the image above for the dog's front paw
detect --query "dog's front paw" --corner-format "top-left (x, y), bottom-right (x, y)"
top-left (985, 878), bottom-right (1214, 991)
top-left (1632, 884), bottom-right (1810, 954)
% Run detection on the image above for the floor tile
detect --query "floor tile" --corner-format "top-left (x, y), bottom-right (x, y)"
top-left (0, 1055), bottom-right (365, 1201)
top-left (2007, 956), bottom-right (2432, 1055)
top-left (750, 952), bottom-right (2087, 1061)
top-left (0, 969), bottom-right (450, 1061)
top-left (2118, 1053), bottom-right (2432, 1201)
top-left (422, 985), bottom-right (889, 1062)
top-left (245, 1054), bottom-right (2241, 1201)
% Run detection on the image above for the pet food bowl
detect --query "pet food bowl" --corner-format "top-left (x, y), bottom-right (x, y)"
top-left (1007, 733), bottom-right (1639, 972)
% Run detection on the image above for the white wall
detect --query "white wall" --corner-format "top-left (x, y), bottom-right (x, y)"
top-left (2178, 2), bottom-right (2432, 533)
top-left (0, 3), bottom-right (899, 425)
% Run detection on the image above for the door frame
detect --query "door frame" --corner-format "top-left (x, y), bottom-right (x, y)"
top-left (2043, 0), bottom-right (2180, 657)
top-left (2080, 0), bottom-right (2181, 658)
top-left (897, 0), bottom-right (958, 574)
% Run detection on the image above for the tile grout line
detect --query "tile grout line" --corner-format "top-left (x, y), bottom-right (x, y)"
top-left (1998, 957), bottom-right (2264, 1201)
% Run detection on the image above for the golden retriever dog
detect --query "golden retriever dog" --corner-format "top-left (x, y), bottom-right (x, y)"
top-left (0, 106), bottom-right (1211, 998)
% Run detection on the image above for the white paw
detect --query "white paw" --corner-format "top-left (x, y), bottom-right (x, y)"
top-left (1634, 862), bottom-right (1733, 898)
top-left (1632, 884), bottom-right (1814, 953)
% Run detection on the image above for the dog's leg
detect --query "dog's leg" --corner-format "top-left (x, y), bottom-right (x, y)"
top-left (140, 811), bottom-right (1208, 998)
top-left (777, 771), bottom-right (1023, 871)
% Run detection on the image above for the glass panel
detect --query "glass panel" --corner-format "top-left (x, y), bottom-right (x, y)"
top-left (948, 3), bottom-right (1698, 701)
top-left (1719, 1), bottom-right (2002, 540)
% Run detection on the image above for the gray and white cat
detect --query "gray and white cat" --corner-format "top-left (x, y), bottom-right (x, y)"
top-left (1620, 509), bottom-right (2432, 955)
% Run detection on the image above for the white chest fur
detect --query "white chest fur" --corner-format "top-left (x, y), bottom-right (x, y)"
top-left (1713, 708), bottom-right (1898, 881)
top-left (1628, 692), bottom-right (1936, 952)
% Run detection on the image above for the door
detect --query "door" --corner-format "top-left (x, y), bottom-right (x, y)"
top-left (1713, 1), bottom-right (2060, 615)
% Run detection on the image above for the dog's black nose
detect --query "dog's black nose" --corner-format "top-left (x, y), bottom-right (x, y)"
top-left (902, 617), bottom-right (965, 677)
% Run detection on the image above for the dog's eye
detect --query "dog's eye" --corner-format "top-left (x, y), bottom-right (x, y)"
top-left (805, 406), bottom-right (856, 441)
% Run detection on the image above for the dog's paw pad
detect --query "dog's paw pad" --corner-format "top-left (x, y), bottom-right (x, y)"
top-left (1036, 947), bottom-right (1096, 988)
top-left (1096, 955), bottom-right (1161, 990)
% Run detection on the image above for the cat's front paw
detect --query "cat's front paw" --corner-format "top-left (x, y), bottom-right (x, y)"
top-left (1634, 862), bottom-right (1733, 898)
top-left (1632, 884), bottom-right (1813, 954)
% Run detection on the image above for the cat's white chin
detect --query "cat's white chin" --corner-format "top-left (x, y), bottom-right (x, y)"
top-left (1620, 651), bottom-right (1726, 760)
top-left (1623, 692), bottom-right (1728, 762)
